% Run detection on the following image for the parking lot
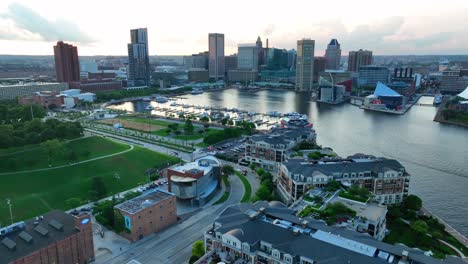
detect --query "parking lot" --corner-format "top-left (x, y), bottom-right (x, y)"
top-left (211, 137), bottom-right (248, 162)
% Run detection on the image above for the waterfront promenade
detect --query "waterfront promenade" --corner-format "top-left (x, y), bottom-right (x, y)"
top-left (421, 206), bottom-right (468, 248)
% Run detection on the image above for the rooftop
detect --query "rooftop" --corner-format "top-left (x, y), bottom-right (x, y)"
top-left (115, 190), bottom-right (175, 214)
top-left (169, 155), bottom-right (220, 175)
top-left (0, 210), bottom-right (86, 264)
top-left (249, 127), bottom-right (313, 146)
top-left (329, 196), bottom-right (387, 222)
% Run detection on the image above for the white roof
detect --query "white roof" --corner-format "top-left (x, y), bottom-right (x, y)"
top-left (458, 86), bottom-right (468, 99)
top-left (374, 82), bottom-right (401, 97)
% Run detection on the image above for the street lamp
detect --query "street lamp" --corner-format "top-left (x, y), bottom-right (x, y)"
top-left (6, 199), bottom-right (13, 224)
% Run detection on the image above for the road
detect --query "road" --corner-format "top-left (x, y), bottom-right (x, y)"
top-left (99, 170), bottom-right (244, 264)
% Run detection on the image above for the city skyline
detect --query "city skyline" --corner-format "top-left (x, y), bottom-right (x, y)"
top-left (1, 0), bottom-right (468, 56)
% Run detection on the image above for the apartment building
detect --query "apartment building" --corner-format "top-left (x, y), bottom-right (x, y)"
top-left (277, 154), bottom-right (410, 205)
top-left (245, 127), bottom-right (316, 171)
top-left (200, 202), bottom-right (463, 264)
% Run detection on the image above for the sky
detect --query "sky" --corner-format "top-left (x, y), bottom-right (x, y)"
top-left (0, 0), bottom-right (468, 56)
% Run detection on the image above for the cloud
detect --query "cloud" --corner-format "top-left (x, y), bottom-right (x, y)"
top-left (262, 24), bottom-right (276, 36)
top-left (0, 3), bottom-right (93, 43)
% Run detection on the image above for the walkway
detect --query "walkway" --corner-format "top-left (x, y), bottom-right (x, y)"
top-left (421, 207), bottom-right (468, 248)
top-left (438, 240), bottom-right (467, 260)
top-left (0, 140), bottom-right (134, 176)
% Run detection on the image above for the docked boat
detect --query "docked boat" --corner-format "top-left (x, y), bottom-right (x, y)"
top-left (433, 94), bottom-right (443, 106)
top-left (191, 89), bottom-right (204, 95)
top-left (145, 105), bottom-right (154, 110)
top-left (155, 96), bottom-right (168, 103)
top-left (142, 97), bottom-right (151, 101)
top-left (247, 111), bottom-right (257, 116)
top-left (267, 111), bottom-right (282, 117)
top-left (170, 102), bottom-right (177, 106)
top-left (182, 104), bottom-right (190, 108)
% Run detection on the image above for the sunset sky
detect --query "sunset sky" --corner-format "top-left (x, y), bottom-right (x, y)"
top-left (1, 0), bottom-right (467, 56)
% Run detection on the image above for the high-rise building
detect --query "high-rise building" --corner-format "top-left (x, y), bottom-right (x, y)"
top-left (237, 44), bottom-right (259, 71)
top-left (266, 48), bottom-right (289, 70)
top-left (53, 41), bottom-right (80, 83)
top-left (348, 49), bottom-right (373, 72)
top-left (358, 65), bottom-right (390, 87)
top-left (256, 36), bottom-right (264, 66)
top-left (224, 55), bottom-right (238, 72)
top-left (208, 33), bottom-right (225, 80)
top-left (313, 56), bottom-right (327, 82)
top-left (325, 39), bottom-right (341, 70)
top-left (127, 28), bottom-right (150, 87)
top-left (295, 39), bottom-right (315, 91)
top-left (183, 51), bottom-right (208, 70)
top-left (287, 49), bottom-right (297, 69)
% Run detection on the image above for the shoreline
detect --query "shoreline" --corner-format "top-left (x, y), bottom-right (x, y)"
top-left (420, 206), bottom-right (468, 248)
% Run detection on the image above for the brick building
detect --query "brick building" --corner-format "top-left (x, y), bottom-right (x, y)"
top-left (53, 41), bottom-right (80, 83)
top-left (69, 79), bottom-right (123, 92)
top-left (18, 91), bottom-right (79, 109)
top-left (0, 210), bottom-right (94, 264)
top-left (115, 190), bottom-right (177, 242)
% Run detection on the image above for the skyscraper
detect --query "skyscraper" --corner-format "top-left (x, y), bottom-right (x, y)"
top-left (53, 41), bottom-right (80, 83)
top-left (295, 39), bottom-right (315, 91)
top-left (237, 44), bottom-right (259, 71)
top-left (347, 49), bottom-right (373, 72)
top-left (127, 28), bottom-right (150, 86)
top-left (208, 33), bottom-right (225, 80)
top-left (325, 38), bottom-right (341, 70)
top-left (256, 36), bottom-right (264, 66)
top-left (313, 56), bottom-right (327, 82)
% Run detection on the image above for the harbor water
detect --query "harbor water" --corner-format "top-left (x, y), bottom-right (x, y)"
top-left (111, 88), bottom-right (468, 236)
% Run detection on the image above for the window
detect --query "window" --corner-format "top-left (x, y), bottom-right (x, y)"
top-left (149, 210), bottom-right (152, 214)
top-left (160, 216), bottom-right (164, 221)
top-left (138, 215), bottom-right (141, 219)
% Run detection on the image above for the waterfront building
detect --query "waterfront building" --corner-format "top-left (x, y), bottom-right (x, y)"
top-left (188, 68), bottom-right (209, 83)
top-left (227, 70), bottom-right (258, 83)
top-left (225, 55), bottom-right (238, 73)
top-left (440, 69), bottom-right (468, 94)
top-left (364, 82), bottom-right (404, 110)
top-left (313, 56), bottom-right (327, 82)
top-left (319, 70), bottom-right (353, 93)
top-left (358, 66), bottom-right (390, 87)
top-left (0, 82), bottom-right (68, 100)
top-left (256, 36), bottom-right (264, 66)
top-left (53, 41), bottom-right (80, 83)
top-left (295, 39), bottom-right (315, 91)
top-left (200, 202), bottom-right (463, 264)
top-left (115, 190), bottom-right (177, 242)
top-left (259, 69), bottom-right (296, 83)
top-left (277, 154), bottom-right (410, 205)
top-left (245, 127), bottom-right (316, 171)
top-left (0, 210), bottom-right (94, 264)
top-left (348, 49), bottom-right (373, 72)
top-left (209, 33), bottom-right (225, 80)
top-left (266, 48), bottom-right (289, 70)
top-left (325, 38), bottom-right (341, 70)
top-left (237, 44), bottom-right (259, 71)
top-left (127, 28), bottom-right (150, 87)
top-left (318, 83), bottom-right (346, 103)
top-left (167, 156), bottom-right (221, 206)
top-left (287, 49), bottom-right (297, 70)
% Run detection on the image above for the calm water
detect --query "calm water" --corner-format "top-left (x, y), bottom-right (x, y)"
top-left (116, 89), bottom-right (468, 236)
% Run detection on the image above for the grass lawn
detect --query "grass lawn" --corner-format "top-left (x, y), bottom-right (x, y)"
top-left (235, 172), bottom-right (251, 203)
top-left (213, 192), bottom-right (230, 205)
top-left (0, 143), bottom-right (179, 225)
top-left (0, 136), bottom-right (130, 173)
top-left (0, 144), bottom-right (40, 156)
top-left (122, 117), bottom-right (174, 127)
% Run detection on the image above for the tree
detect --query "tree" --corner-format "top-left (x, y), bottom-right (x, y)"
top-left (227, 119), bottom-right (234, 125)
top-left (184, 119), bottom-right (194, 134)
top-left (222, 165), bottom-right (235, 176)
top-left (191, 240), bottom-right (205, 258)
top-left (404, 194), bottom-right (422, 211)
top-left (411, 220), bottom-right (429, 234)
top-left (200, 116), bottom-right (209, 122)
top-left (203, 123), bottom-right (210, 130)
top-left (41, 139), bottom-right (65, 166)
top-left (90, 176), bottom-right (107, 201)
top-left (255, 185), bottom-right (272, 201)
top-left (324, 180), bottom-right (341, 192)
top-left (220, 118), bottom-right (228, 125)
top-left (66, 197), bottom-right (81, 208)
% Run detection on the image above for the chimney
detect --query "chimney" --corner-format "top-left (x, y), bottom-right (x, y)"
top-left (404, 68), bottom-right (408, 78)
top-left (266, 38), bottom-right (269, 49)
top-left (409, 68), bottom-right (413, 78)
top-left (394, 68), bottom-right (398, 78)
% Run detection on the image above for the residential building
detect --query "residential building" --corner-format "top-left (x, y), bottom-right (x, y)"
top-left (188, 68), bottom-right (210, 83)
top-left (313, 56), bottom-right (327, 82)
top-left (325, 38), bottom-right (341, 70)
top-left (348, 49), bottom-right (373, 72)
top-left (227, 70), bottom-right (258, 83)
top-left (168, 156), bottom-right (221, 206)
top-left (295, 39), bottom-right (315, 91)
top-left (440, 69), bottom-right (468, 94)
top-left (127, 28), bottom-right (150, 87)
top-left (115, 190), bottom-right (177, 242)
top-left (201, 202), bottom-right (464, 264)
top-left (209, 33), bottom-right (225, 80)
top-left (0, 82), bottom-right (68, 100)
top-left (358, 66), bottom-right (390, 87)
top-left (245, 127), bottom-right (316, 171)
top-left (277, 154), bottom-right (410, 205)
top-left (53, 41), bottom-right (80, 83)
top-left (0, 210), bottom-right (94, 264)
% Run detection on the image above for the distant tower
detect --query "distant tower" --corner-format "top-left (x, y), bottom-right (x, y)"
top-left (256, 36), bottom-right (264, 66)
top-left (208, 33), bottom-right (225, 80)
top-left (295, 39), bottom-right (315, 92)
top-left (127, 28), bottom-right (150, 86)
top-left (325, 39), bottom-right (341, 70)
top-left (53, 41), bottom-right (80, 83)
top-left (348, 49), bottom-right (373, 72)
